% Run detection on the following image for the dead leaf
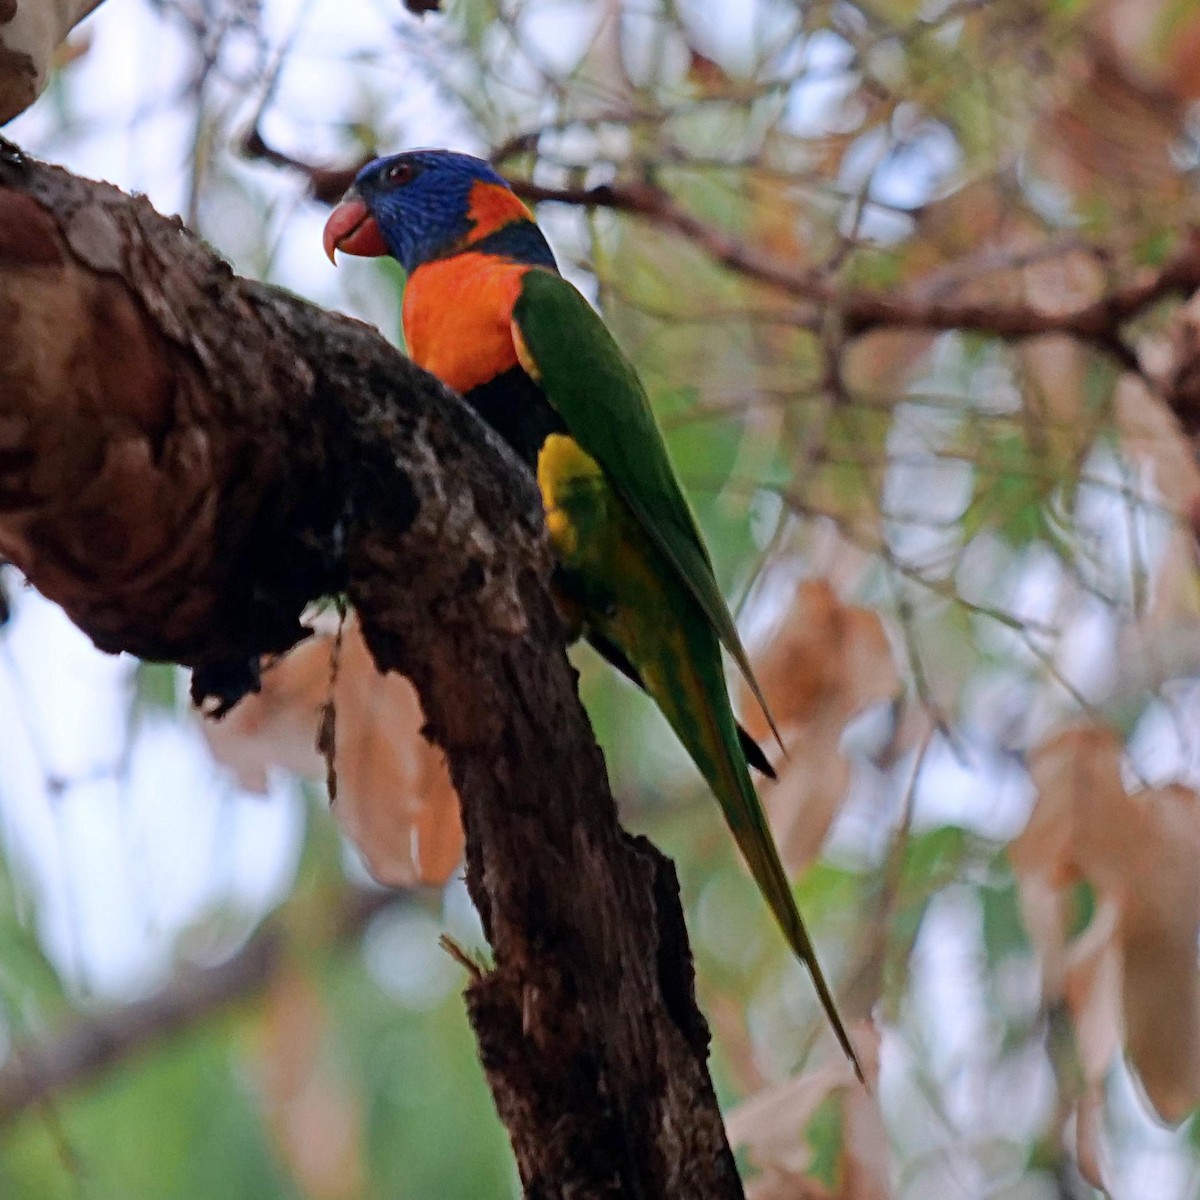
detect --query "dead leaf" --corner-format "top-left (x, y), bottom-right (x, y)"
top-left (841, 331), bottom-right (932, 405)
top-left (256, 967), bottom-right (365, 1200)
top-left (203, 616), bottom-right (463, 887)
top-left (748, 581), bottom-right (899, 737)
top-left (706, 991), bottom-right (769, 1096)
top-left (1164, 14), bottom-right (1200, 100)
top-left (1075, 1083), bottom-right (1109, 1191)
top-left (727, 1059), bottom-right (851, 1177)
top-left (841, 1071), bottom-right (891, 1200)
top-left (1036, 41), bottom-right (1185, 201)
top-left (744, 580), bottom-right (899, 872)
top-left (1117, 368), bottom-right (1200, 505)
top-left (744, 168), bottom-right (810, 275)
top-left (745, 1169), bottom-right (831, 1200)
top-left (764, 740), bottom-right (851, 878)
top-left (1098, 0), bottom-right (1200, 103)
top-left (1014, 872), bottom-right (1069, 1000)
top-left (1119, 785), bottom-right (1200, 1121)
top-left (728, 1024), bottom-right (889, 1199)
top-left (1063, 902), bottom-right (1123, 1089)
top-left (1012, 725), bottom-right (1200, 1124)
top-left (49, 27), bottom-right (89, 68)
top-left (1014, 727), bottom-right (1130, 895)
top-left (686, 46), bottom-right (732, 96)
top-left (0, 0), bottom-right (103, 123)
top-left (1018, 336), bottom-right (1095, 459)
top-left (1113, 370), bottom-right (1200, 667)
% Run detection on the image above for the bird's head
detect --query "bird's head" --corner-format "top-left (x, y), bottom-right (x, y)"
top-left (323, 149), bottom-right (541, 273)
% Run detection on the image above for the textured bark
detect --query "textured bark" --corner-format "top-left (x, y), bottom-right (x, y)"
top-left (0, 143), bottom-right (743, 1198)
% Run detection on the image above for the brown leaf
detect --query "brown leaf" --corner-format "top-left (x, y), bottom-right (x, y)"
top-left (841, 331), bottom-right (932, 404)
top-left (1013, 726), bottom-right (1130, 895)
top-left (50, 28), bottom-right (90, 69)
top-left (1035, 38), bottom-right (1186, 201)
top-left (745, 1169), bottom-right (831, 1200)
top-left (200, 644), bottom-right (324, 794)
top-left (912, 178), bottom-right (1009, 259)
top-left (727, 1059), bottom-right (852, 1177)
top-left (1015, 872), bottom-right (1069, 1000)
top-left (841, 1073), bottom-right (891, 1200)
top-left (203, 616), bottom-right (463, 886)
top-left (1165, 14), bottom-right (1200, 100)
top-left (1018, 336), bottom-right (1097, 469)
top-left (745, 581), bottom-right (899, 872)
top-left (729, 1025), bottom-right (889, 1199)
top-left (1119, 785), bottom-right (1200, 1121)
top-left (764, 743), bottom-right (851, 876)
top-left (1117, 369), bottom-right (1200, 504)
top-left (1013, 726), bottom-right (1200, 1122)
top-left (686, 47), bottom-right (732, 96)
top-left (1113, 371), bottom-right (1200, 668)
top-left (1098, 0), bottom-right (1200, 103)
top-left (257, 968), bottom-right (365, 1200)
top-left (0, 0), bottom-right (103, 123)
top-left (744, 169), bottom-right (810, 274)
top-left (706, 991), bottom-right (769, 1096)
top-left (1063, 902), bottom-right (1122, 1088)
top-left (747, 581), bottom-right (899, 738)
top-left (1075, 1083), bottom-right (1109, 1191)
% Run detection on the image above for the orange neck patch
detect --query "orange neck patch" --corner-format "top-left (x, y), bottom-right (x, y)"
top-left (464, 181), bottom-right (537, 243)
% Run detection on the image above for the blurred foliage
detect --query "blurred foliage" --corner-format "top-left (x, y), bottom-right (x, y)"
top-left (7, 0), bottom-right (1200, 1195)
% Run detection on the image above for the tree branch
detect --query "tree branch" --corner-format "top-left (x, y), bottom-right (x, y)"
top-left (0, 890), bottom-right (391, 1125)
top-left (237, 133), bottom-right (1200, 370)
top-left (0, 144), bottom-right (744, 1197)
top-left (510, 178), bottom-right (1200, 365)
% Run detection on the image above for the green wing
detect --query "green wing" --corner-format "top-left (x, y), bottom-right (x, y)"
top-left (513, 268), bottom-right (781, 746)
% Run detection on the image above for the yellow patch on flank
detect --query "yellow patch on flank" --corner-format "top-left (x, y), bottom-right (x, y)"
top-left (511, 319), bottom-right (541, 381)
top-left (536, 433), bottom-right (604, 558)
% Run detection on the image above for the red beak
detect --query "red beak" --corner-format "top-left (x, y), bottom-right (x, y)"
top-left (323, 194), bottom-right (389, 264)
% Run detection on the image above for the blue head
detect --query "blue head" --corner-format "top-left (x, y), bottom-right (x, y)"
top-left (325, 149), bottom-right (556, 273)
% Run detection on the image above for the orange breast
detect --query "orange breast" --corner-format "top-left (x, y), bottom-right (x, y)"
top-left (402, 254), bottom-right (527, 395)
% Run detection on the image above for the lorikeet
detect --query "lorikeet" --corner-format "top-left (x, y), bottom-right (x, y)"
top-left (324, 149), bottom-right (859, 1075)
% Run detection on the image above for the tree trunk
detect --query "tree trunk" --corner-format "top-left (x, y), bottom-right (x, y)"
top-left (0, 141), bottom-right (745, 1199)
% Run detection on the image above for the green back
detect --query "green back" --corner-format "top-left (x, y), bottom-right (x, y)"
top-left (513, 269), bottom-right (780, 744)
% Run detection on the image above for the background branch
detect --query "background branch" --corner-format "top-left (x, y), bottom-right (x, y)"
top-left (0, 890), bottom-right (392, 1125)
top-left (508, 180), bottom-right (1200, 367)
top-left (240, 134), bottom-right (1199, 378)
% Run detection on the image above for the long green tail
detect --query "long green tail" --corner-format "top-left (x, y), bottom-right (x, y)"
top-left (653, 629), bottom-right (864, 1081)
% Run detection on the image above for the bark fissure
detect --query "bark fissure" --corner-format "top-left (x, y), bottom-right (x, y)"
top-left (0, 146), bottom-right (744, 1198)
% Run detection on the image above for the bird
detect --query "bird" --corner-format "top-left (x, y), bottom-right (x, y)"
top-left (323, 148), bottom-right (860, 1077)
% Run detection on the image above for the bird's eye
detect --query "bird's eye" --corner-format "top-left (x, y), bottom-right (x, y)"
top-left (385, 162), bottom-right (413, 186)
